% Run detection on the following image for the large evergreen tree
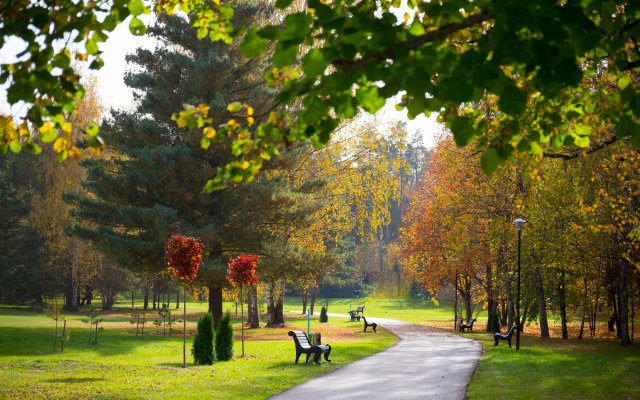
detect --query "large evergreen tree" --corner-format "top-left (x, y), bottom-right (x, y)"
top-left (67, 5), bottom-right (324, 327)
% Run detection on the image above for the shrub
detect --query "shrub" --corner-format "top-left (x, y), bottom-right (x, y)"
top-left (192, 312), bottom-right (215, 365)
top-left (319, 306), bottom-right (328, 323)
top-left (487, 311), bottom-right (500, 333)
top-left (215, 312), bottom-right (234, 361)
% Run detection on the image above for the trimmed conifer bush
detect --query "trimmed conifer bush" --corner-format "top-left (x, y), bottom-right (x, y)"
top-left (215, 311), bottom-right (234, 361)
top-left (487, 311), bottom-right (500, 333)
top-left (192, 312), bottom-right (214, 364)
top-left (319, 306), bottom-right (328, 323)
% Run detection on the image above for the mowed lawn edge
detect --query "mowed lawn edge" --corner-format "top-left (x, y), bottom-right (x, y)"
top-left (0, 305), bottom-right (398, 400)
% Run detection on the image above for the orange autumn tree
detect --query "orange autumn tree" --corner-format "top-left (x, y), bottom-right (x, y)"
top-left (165, 234), bottom-right (203, 368)
top-left (227, 255), bottom-right (259, 357)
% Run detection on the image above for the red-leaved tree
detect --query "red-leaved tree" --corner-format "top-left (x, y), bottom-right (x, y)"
top-left (165, 234), bottom-right (203, 367)
top-left (227, 255), bottom-right (259, 357)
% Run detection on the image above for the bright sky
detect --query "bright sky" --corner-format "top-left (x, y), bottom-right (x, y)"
top-left (1, 9), bottom-right (442, 148)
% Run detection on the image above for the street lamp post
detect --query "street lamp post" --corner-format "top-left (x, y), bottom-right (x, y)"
top-left (513, 218), bottom-right (526, 350)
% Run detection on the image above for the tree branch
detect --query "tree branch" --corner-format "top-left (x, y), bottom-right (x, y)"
top-left (333, 10), bottom-right (495, 71)
top-left (542, 134), bottom-right (625, 160)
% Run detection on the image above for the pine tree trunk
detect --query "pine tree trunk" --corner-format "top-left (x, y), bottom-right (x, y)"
top-left (64, 266), bottom-right (79, 311)
top-left (143, 286), bottom-right (149, 310)
top-left (532, 265), bottom-right (550, 338)
top-left (208, 285), bottom-right (223, 330)
top-left (309, 284), bottom-right (319, 315)
top-left (301, 286), bottom-right (308, 314)
top-left (619, 259), bottom-right (631, 345)
top-left (247, 284), bottom-right (259, 328)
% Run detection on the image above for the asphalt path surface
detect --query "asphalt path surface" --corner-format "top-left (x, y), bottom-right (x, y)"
top-left (269, 313), bottom-right (482, 400)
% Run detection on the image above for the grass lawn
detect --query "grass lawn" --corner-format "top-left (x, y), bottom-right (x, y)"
top-left (465, 332), bottom-right (640, 399)
top-left (0, 304), bottom-right (398, 399)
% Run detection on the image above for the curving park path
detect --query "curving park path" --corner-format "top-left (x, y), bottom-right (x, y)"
top-left (270, 314), bottom-right (482, 400)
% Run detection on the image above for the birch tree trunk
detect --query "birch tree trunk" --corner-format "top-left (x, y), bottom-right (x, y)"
top-left (247, 284), bottom-right (260, 328)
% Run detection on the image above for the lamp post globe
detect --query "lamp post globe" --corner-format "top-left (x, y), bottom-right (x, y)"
top-left (513, 218), bottom-right (526, 350)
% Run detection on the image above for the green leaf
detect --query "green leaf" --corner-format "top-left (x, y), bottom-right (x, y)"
top-left (24, 142), bottom-right (42, 155)
top-left (85, 39), bottom-right (98, 55)
top-left (574, 135), bottom-right (590, 147)
top-left (618, 76), bottom-right (632, 90)
top-left (570, 123), bottom-right (591, 137)
top-left (355, 86), bottom-right (385, 114)
top-left (498, 85), bottom-right (527, 115)
top-left (55, 150), bottom-right (68, 163)
top-left (129, 17), bottom-right (146, 36)
top-left (0, 144), bottom-right (7, 155)
top-left (408, 20), bottom-right (425, 36)
top-left (273, 44), bottom-right (298, 68)
top-left (9, 140), bottom-right (21, 154)
top-left (85, 122), bottom-right (99, 136)
top-left (480, 147), bottom-right (500, 175)
top-left (41, 130), bottom-right (57, 143)
top-left (275, 0), bottom-right (294, 9)
top-left (302, 49), bottom-right (328, 77)
top-left (128, 0), bottom-right (145, 15)
top-left (241, 27), bottom-right (268, 58)
top-left (449, 116), bottom-right (475, 146)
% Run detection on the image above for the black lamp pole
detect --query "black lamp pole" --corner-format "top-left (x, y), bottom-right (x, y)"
top-left (513, 218), bottom-right (526, 351)
top-left (516, 228), bottom-right (521, 350)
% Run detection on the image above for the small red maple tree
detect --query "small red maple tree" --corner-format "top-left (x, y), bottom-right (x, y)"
top-left (226, 255), bottom-right (259, 357)
top-left (165, 233), bottom-right (203, 368)
top-left (226, 255), bottom-right (259, 287)
top-left (165, 234), bottom-right (203, 282)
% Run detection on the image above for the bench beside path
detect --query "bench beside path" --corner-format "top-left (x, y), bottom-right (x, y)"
top-left (270, 314), bottom-right (482, 400)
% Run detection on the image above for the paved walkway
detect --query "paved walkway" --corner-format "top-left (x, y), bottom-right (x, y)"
top-left (270, 314), bottom-right (482, 400)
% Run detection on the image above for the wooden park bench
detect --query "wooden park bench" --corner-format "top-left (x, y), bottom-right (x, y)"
top-left (493, 325), bottom-right (517, 347)
top-left (349, 306), bottom-right (365, 322)
top-left (458, 317), bottom-right (476, 333)
top-left (363, 317), bottom-right (377, 333)
top-left (288, 330), bottom-right (332, 364)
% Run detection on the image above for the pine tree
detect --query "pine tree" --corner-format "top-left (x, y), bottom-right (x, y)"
top-left (215, 312), bottom-right (233, 361)
top-left (192, 312), bottom-right (215, 365)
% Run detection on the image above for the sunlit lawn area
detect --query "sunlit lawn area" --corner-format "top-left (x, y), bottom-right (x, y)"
top-left (465, 332), bottom-right (640, 399)
top-left (0, 303), bottom-right (397, 399)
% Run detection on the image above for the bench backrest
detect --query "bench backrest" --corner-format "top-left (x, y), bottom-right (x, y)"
top-left (507, 324), bottom-right (516, 336)
top-left (288, 330), bottom-right (312, 349)
top-left (356, 306), bottom-right (364, 312)
top-left (469, 318), bottom-right (476, 326)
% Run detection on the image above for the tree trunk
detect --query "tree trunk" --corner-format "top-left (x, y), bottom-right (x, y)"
top-left (64, 266), bottom-right (79, 311)
top-left (500, 298), bottom-right (508, 327)
top-left (247, 284), bottom-right (259, 328)
top-left (208, 285), bottom-right (223, 330)
top-left (301, 286), bottom-right (308, 314)
top-left (275, 279), bottom-right (285, 324)
top-left (507, 295), bottom-right (514, 328)
top-left (462, 276), bottom-right (472, 321)
top-left (265, 281), bottom-right (276, 326)
top-left (152, 285), bottom-right (157, 310)
top-left (131, 290), bottom-right (134, 308)
top-left (176, 290), bottom-right (180, 309)
top-left (143, 286), bottom-right (149, 310)
top-left (531, 266), bottom-right (550, 338)
top-left (309, 284), bottom-right (319, 315)
top-left (619, 259), bottom-right (631, 345)
top-left (579, 267), bottom-right (588, 340)
top-left (559, 267), bottom-right (568, 339)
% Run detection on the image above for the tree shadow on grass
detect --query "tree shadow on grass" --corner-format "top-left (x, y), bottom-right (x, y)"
top-left (45, 377), bottom-right (106, 383)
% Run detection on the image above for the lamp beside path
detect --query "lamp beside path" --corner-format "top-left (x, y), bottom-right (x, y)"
top-left (513, 218), bottom-right (526, 351)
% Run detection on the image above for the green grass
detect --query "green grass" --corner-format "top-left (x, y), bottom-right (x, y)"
top-left (284, 297), bottom-right (473, 323)
top-left (466, 332), bottom-right (640, 399)
top-left (0, 304), bottom-right (397, 399)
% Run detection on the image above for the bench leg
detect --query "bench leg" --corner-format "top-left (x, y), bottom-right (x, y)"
top-left (508, 338), bottom-right (512, 348)
top-left (313, 350), bottom-right (321, 364)
top-left (494, 336), bottom-right (499, 346)
top-left (295, 351), bottom-right (302, 364)
top-left (324, 346), bottom-right (332, 363)
top-left (372, 323), bottom-right (377, 333)
top-left (306, 353), bottom-right (311, 363)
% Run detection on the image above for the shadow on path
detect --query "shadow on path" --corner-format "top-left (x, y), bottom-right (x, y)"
top-left (270, 314), bottom-right (481, 400)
